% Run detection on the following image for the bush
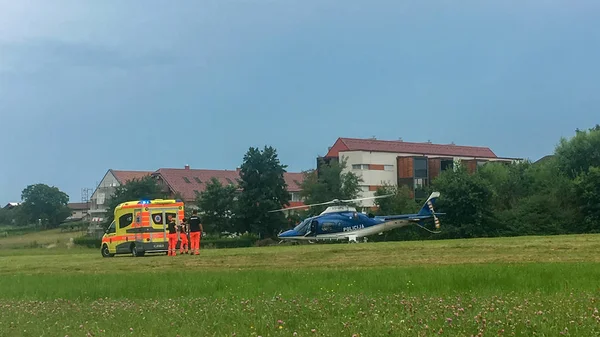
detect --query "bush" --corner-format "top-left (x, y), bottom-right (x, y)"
top-left (74, 237), bottom-right (102, 248)
top-left (59, 221), bottom-right (87, 232)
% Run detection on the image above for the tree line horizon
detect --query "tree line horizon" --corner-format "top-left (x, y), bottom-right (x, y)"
top-left (2, 124), bottom-right (599, 242)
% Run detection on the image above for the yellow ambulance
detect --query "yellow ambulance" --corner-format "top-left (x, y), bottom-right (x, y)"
top-left (101, 199), bottom-right (185, 257)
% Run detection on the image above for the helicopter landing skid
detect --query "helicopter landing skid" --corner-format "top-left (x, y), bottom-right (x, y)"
top-left (347, 235), bottom-right (358, 243)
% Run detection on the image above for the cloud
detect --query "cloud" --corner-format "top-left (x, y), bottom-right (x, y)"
top-left (0, 38), bottom-right (175, 74)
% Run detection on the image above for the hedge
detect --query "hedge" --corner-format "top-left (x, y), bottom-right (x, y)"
top-left (74, 237), bottom-right (102, 248)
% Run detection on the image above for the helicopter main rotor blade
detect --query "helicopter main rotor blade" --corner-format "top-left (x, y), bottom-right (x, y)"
top-left (267, 194), bottom-right (394, 213)
top-left (267, 200), bottom-right (337, 213)
top-left (339, 194), bottom-right (394, 203)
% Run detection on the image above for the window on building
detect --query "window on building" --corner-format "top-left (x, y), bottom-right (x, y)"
top-left (413, 178), bottom-right (428, 199)
top-left (441, 159), bottom-right (454, 172)
top-left (352, 164), bottom-right (369, 170)
top-left (414, 157), bottom-right (428, 178)
top-left (97, 193), bottom-right (105, 205)
top-left (194, 177), bottom-right (202, 183)
top-left (183, 177), bottom-right (191, 183)
top-left (414, 178), bottom-right (424, 189)
top-left (291, 192), bottom-right (302, 202)
top-left (384, 165), bottom-right (394, 171)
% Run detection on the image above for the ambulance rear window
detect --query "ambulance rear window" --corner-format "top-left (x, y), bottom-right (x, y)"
top-left (151, 212), bottom-right (178, 225)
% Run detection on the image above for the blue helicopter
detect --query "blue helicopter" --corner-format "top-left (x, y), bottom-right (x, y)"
top-left (272, 192), bottom-right (444, 243)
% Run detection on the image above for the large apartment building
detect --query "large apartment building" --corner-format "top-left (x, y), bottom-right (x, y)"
top-left (319, 137), bottom-right (520, 206)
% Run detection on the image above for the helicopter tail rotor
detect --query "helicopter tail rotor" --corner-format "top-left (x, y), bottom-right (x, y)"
top-left (416, 192), bottom-right (442, 230)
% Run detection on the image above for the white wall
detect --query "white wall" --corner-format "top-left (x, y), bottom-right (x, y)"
top-left (89, 171), bottom-right (120, 213)
top-left (338, 150), bottom-right (503, 207)
top-left (339, 151), bottom-right (409, 207)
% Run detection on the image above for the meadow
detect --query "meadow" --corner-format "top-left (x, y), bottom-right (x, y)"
top-left (0, 230), bottom-right (599, 336)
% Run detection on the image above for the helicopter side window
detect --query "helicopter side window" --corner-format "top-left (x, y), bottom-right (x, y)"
top-left (321, 222), bottom-right (339, 232)
top-left (294, 219), bottom-right (311, 235)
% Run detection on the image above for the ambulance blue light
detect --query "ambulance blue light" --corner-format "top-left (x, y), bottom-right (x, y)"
top-left (139, 200), bottom-right (151, 204)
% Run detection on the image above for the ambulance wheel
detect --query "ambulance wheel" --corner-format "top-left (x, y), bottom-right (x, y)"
top-left (101, 244), bottom-right (114, 258)
top-left (131, 244), bottom-right (145, 257)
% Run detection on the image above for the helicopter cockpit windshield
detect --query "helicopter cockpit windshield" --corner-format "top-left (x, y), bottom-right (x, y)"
top-left (293, 218), bottom-right (312, 235)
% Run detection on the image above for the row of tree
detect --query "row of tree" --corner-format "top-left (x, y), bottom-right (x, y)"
top-left (3, 125), bottom-right (598, 242)
top-left (189, 124), bottom-right (600, 241)
top-left (371, 124), bottom-right (600, 241)
top-left (0, 184), bottom-right (71, 229)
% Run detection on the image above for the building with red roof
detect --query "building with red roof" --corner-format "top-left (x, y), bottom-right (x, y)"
top-left (88, 169), bottom-right (154, 220)
top-left (151, 165), bottom-right (304, 207)
top-left (88, 166), bottom-right (305, 219)
top-left (320, 137), bottom-right (520, 203)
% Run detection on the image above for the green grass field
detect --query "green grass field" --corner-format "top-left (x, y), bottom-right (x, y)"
top-left (0, 232), bottom-right (599, 336)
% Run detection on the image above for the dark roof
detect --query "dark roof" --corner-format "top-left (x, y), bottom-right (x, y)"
top-left (326, 137), bottom-right (498, 158)
top-left (153, 168), bottom-right (305, 202)
top-left (534, 155), bottom-right (554, 164)
top-left (111, 170), bottom-right (153, 184)
top-left (68, 202), bottom-right (89, 210)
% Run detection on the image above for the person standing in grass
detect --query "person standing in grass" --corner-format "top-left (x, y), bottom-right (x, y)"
top-left (166, 214), bottom-right (178, 256)
top-left (188, 210), bottom-right (203, 255)
top-left (179, 218), bottom-right (189, 255)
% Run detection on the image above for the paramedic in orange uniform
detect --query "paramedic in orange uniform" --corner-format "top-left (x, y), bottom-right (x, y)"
top-left (179, 218), bottom-right (189, 255)
top-left (167, 215), bottom-right (178, 256)
top-left (188, 210), bottom-right (203, 255)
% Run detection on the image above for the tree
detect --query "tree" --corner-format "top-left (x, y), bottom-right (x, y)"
top-left (431, 164), bottom-right (498, 239)
top-left (477, 161), bottom-right (534, 212)
top-left (105, 176), bottom-right (167, 224)
top-left (491, 158), bottom-right (579, 236)
top-left (235, 146), bottom-right (291, 238)
top-left (368, 184), bottom-right (427, 242)
top-left (555, 125), bottom-right (600, 179)
top-left (373, 184), bottom-right (420, 215)
top-left (196, 177), bottom-right (238, 234)
top-left (0, 206), bottom-right (28, 227)
top-left (574, 166), bottom-right (600, 232)
top-left (20, 184), bottom-right (70, 228)
top-left (299, 157), bottom-right (362, 215)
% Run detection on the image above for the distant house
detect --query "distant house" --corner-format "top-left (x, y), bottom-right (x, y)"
top-left (88, 170), bottom-right (153, 222)
top-left (152, 165), bottom-right (305, 209)
top-left (3, 202), bottom-right (21, 209)
top-left (65, 202), bottom-right (91, 222)
top-left (320, 137), bottom-right (521, 204)
top-left (88, 166), bottom-right (305, 218)
top-left (534, 155), bottom-right (554, 165)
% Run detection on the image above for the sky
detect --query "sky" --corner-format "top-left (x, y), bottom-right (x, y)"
top-left (1, 0), bottom-right (599, 204)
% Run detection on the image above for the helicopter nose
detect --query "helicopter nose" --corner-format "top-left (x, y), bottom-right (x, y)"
top-left (278, 229), bottom-right (295, 238)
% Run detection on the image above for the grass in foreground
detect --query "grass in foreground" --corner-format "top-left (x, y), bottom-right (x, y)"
top-left (1, 292), bottom-right (598, 336)
top-left (0, 234), bottom-right (599, 336)
top-left (1, 233), bottom-right (599, 274)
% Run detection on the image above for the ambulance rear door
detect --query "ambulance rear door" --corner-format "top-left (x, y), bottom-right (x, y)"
top-left (148, 207), bottom-right (180, 249)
